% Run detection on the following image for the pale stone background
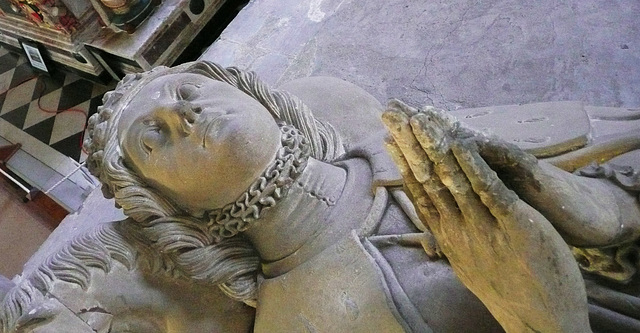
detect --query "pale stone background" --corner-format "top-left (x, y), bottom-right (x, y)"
top-left (201, 0), bottom-right (640, 110)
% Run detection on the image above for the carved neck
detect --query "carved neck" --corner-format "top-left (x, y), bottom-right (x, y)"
top-left (243, 158), bottom-right (347, 263)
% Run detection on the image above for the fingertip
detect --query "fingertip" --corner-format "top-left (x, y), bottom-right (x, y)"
top-left (436, 109), bottom-right (458, 129)
top-left (410, 114), bottom-right (441, 137)
top-left (382, 109), bottom-right (408, 125)
top-left (450, 140), bottom-right (492, 187)
top-left (382, 111), bottom-right (411, 137)
top-left (409, 112), bottom-right (430, 126)
top-left (385, 98), bottom-right (406, 110)
top-left (386, 99), bottom-right (419, 116)
top-left (451, 142), bottom-right (519, 215)
top-left (474, 135), bottom-right (538, 167)
top-left (419, 107), bottom-right (458, 130)
top-left (412, 117), bottom-right (448, 155)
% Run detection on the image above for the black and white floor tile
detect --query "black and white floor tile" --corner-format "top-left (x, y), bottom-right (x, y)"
top-left (0, 47), bottom-right (115, 162)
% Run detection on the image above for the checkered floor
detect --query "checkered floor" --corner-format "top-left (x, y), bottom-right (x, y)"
top-left (0, 47), bottom-right (115, 161)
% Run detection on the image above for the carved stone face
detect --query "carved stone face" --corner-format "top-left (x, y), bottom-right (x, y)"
top-left (118, 73), bottom-right (281, 213)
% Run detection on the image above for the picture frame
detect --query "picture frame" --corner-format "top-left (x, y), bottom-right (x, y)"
top-left (20, 40), bottom-right (50, 73)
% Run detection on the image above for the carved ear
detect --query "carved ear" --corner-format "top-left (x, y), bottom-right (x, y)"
top-left (0, 274), bottom-right (16, 301)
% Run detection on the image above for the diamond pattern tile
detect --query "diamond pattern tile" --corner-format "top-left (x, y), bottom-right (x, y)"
top-left (0, 104), bottom-right (29, 129)
top-left (50, 132), bottom-right (84, 161)
top-left (23, 98), bottom-right (58, 130)
top-left (0, 70), bottom-right (14, 96)
top-left (32, 72), bottom-right (65, 101)
top-left (0, 47), bottom-right (116, 161)
top-left (49, 100), bottom-right (89, 145)
top-left (58, 79), bottom-right (94, 111)
top-left (0, 53), bottom-right (18, 75)
top-left (1, 78), bottom-right (37, 115)
top-left (91, 83), bottom-right (111, 98)
top-left (0, 92), bottom-right (6, 115)
top-left (23, 115), bottom-right (56, 144)
top-left (88, 95), bottom-right (104, 118)
top-left (63, 72), bottom-right (81, 85)
top-left (9, 62), bottom-right (37, 90)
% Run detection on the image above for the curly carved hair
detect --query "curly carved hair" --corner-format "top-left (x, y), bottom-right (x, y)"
top-left (83, 61), bottom-right (343, 304)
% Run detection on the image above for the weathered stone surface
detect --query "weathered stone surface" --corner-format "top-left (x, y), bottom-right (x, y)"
top-left (202, 0), bottom-right (640, 109)
top-left (451, 101), bottom-right (590, 157)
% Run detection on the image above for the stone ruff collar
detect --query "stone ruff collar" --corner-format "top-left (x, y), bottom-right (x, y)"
top-left (207, 124), bottom-right (310, 239)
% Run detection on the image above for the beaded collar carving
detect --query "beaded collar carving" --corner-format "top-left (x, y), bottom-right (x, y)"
top-left (207, 123), bottom-right (310, 239)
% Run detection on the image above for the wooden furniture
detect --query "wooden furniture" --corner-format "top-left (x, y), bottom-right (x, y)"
top-left (86, 0), bottom-right (226, 77)
top-left (0, 0), bottom-right (106, 78)
top-left (0, 0), bottom-right (227, 80)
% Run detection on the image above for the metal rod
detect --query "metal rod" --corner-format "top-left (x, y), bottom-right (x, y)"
top-left (0, 167), bottom-right (30, 194)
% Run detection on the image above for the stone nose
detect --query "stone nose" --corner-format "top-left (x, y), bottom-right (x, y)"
top-left (177, 101), bottom-right (201, 124)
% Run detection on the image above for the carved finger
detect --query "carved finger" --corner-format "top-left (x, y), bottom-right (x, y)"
top-left (409, 114), bottom-right (492, 223)
top-left (382, 108), bottom-right (432, 183)
top-left (419, 106), bottom-right (459, 135)
top-left (382, 107), bottom-right (457, 237)
top-left (420, 106), bottom-right (484, 142)
top-left (450, 140), bottom-right (520, 220)
top-left (381, 113), bottom-right (459, 225)
top-left (475, 136), bottom-right (539, 170)
top-left (384, 138), bottom-right (439, 224)
top-left (367, 232), bottom-right (441, 258)
top-left (470, 136), bottom-right (544, 199)
top-left (387, 99), bottom-right (419, 117)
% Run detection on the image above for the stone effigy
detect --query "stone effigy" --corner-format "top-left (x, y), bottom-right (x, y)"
top-left (0, 218), bottom-right (254, 332)
top-left (2, 61), bottom-right (640, 332)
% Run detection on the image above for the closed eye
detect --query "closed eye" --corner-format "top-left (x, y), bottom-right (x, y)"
top-left (176, 83), bottom-right (201, 101)
top-left (140, 120), bottom-right (164, 154)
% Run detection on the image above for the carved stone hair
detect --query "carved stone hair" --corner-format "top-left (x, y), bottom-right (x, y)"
top-left (83, 61), bottom-right (343, 304)
top-left (0, 220), bottom-right (258, 331)
top-left (1, 222), bottom-right (137, 331)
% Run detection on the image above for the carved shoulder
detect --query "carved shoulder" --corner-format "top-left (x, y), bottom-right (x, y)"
top-left (279, 76), bottom-right (385, 150)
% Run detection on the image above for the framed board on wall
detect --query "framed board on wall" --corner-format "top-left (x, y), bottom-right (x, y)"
top-left (20, 40), bottom-right (50, 73)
